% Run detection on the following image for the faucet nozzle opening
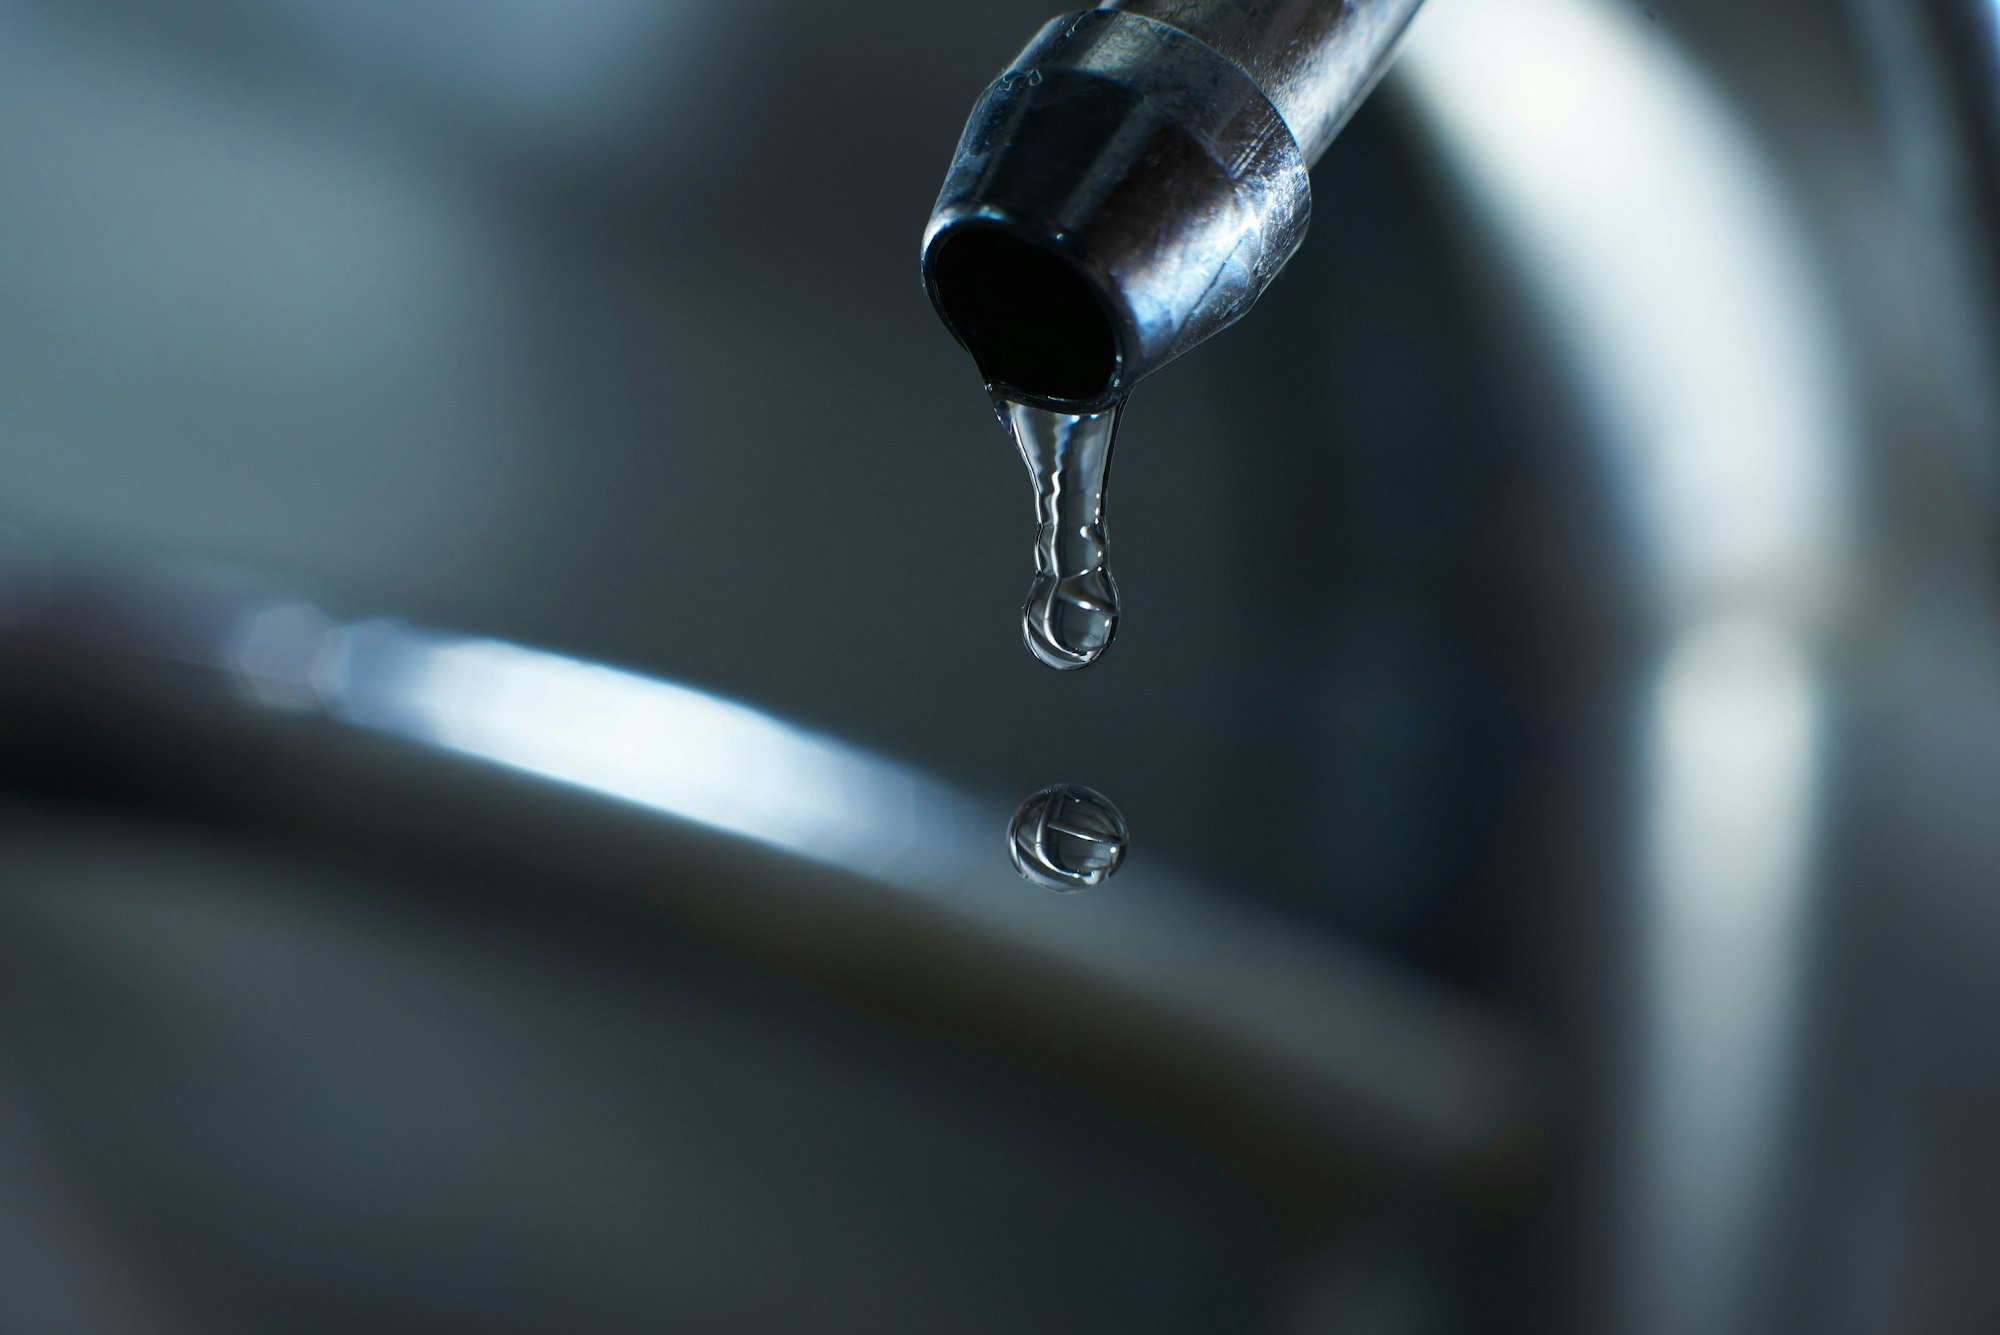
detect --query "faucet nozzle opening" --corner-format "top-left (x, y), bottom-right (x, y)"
top-left (927, 225), bottom-right (1119, 406)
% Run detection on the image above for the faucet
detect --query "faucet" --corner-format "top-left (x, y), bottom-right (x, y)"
top-left (920, 0), bottom-right (1423, 411)
top-left (916, 2), bottom-right (2000, 1332)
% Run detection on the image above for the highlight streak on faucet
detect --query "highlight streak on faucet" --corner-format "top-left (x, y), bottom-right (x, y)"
top-left (1402, 3), bottom-right (1854, 1333)
top-left (312, 619), bottom-right (967, 883)
top-left (203, 593), bottom-right (1534, 1165)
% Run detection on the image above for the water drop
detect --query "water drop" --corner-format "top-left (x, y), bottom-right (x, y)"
top-left (996, 394), bottom-right (1122, 670)
top-left (1007, 783), bottom-right (1129, 892)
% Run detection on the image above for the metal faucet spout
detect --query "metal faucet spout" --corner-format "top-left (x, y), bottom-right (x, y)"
top-left (920, 0), bottom-right (1424, 409)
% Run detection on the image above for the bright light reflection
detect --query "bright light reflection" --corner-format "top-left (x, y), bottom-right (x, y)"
top-left (286, 618), bottom-right (965, 881)
top-left (1401, 3), bottom-right (1850, 1332)
top-left (209, 601), bottom-right (1531, 1157)
top-left (1640, 617), bottom-right (1819, 1327)
top-left (1401, 0), bottom-right (1848, 614)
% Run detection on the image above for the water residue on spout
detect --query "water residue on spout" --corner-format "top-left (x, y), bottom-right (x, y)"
top-left (995, 393), bottom-right (1123, 670)
top-left (992, 393), bottom-right (1133, 891)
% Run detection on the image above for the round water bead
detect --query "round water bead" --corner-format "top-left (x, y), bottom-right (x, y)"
top-left (1022, 567), bottom-right (1119, 670)
top-left (1007, 783), bottom-right (1128, 892)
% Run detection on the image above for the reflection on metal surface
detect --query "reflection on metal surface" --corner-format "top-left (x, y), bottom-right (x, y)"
top-left (922, 7), bottom-right (1315, 407)
top-left (1117, 0), bottom-right (1427, 161)
top-left (1402, 1), bottom-right (1852, 1331)
top-left (1640, 617), bottom-right (1820, 1333)
top-left (1402, 0), bottom-right (1848, 611)
top-left (207, 595), bottom-right (1528, 1164)
top-left (230, 611), bottom-right (968, 883)
top-left (230, 600), bottom-right (343, 713)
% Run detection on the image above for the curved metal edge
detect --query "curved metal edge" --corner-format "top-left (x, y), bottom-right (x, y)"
top-left (921, 10), bottom-right (1310, 407)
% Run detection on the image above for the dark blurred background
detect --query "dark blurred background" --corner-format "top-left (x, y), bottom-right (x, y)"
top-left (3, 0), bottom-right (2000, 1331)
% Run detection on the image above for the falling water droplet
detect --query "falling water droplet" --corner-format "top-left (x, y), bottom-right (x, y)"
top-left (995, 395), bottom-right (1123, 670)
top-left (1007, 783), bottom-right (1129, 891)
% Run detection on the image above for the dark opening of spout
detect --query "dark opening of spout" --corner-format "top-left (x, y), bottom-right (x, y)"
top-left (927, 226), bottom-right (1118, 405)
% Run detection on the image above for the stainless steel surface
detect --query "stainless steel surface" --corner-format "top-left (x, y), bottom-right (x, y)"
top-left (1846, 0), bottom-right (2000, 503)
top-left (1116, 0), bottom-right (1426, 160)
top-left (0, 563), bottom-right (1535, 1333)
top-left (0, 815), bottom-right (1264, 1335)
top-left (920, 1), bottom-right (1419, 406)
top-left (4, 0), bottom-right (2000, 1331)
top-left (1399, 9), bottom-right (1852, 1331)
top-left (921, 9), bottom-right (1311, 407)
